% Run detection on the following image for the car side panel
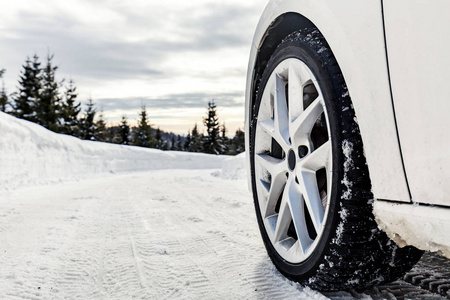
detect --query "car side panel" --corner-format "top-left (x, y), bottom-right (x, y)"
top-left (246, 0), bottom-right (411, 202)
top-left (383, 0), bottom-right (450, 206)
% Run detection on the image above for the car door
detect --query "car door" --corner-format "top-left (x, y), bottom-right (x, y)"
top-left (382, 0), bottom-right (450, 206)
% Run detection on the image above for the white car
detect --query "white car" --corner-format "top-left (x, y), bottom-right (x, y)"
top-left (245, 0), bottom-right (450, 291)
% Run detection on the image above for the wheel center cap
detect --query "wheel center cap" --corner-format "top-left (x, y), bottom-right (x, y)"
top-left (288, 149), bottom-right (296, 171)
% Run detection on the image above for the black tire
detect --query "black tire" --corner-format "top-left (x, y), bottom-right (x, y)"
top-left (249, 28), bottom-right (423, 291)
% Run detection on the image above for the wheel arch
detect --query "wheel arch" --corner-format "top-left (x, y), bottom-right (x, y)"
top-left (249, 12), bottom-right (317, 118)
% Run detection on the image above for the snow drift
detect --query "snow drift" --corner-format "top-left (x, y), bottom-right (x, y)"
top-left (0, 112), bottom-right (230, 189)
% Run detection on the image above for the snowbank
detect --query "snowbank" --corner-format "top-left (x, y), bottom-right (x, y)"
top-left (0, 112), bottom-right (229, 189)
top-left (221, 152), bottom-right (247, 180)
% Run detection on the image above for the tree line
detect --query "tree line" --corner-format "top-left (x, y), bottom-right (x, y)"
top-left (0, 55), bottom-right (244, 155)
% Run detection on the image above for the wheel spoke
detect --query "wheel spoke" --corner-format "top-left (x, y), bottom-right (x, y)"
top-left (288, 61), bottom-right (307, 122)
top-left (256, 153), bottom-right (286, 177)
top-left (286, 177), bottom-right (313, 253)
top-left (258, 119), bottom-right (289, 153)
top-left (300, 140), bottom-right (331, 172)
top-left (298, 171), bottom-right (325, 234)
top-left (273, 192), bottom-right (291, 243)
top-left (273, 74), bottom-right (290, 148)
top-left (255, 153), bottom-right (288, 218)
top-left (290, 96), bottom-right (324, 144)
top-left (258, 119), bottom-right (275, 136)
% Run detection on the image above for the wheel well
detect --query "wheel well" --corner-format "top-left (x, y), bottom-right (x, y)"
top-left (250, 12), bottom-right (317, 117)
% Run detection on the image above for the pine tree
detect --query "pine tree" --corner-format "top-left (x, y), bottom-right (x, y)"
top-left (0, 84), bottom-right (7, 113)
top-left (203, 100), bottom-right (222, 154)
top-left (133, 105), bottom-right (154, 147)
top-left (188, 123), bottom-right (202, 152)
top-left (155, 127), bottom-right (163, 149)
top-left (95, 109), bottom-right (107, 142)
top-left (60, 79), bottom-right (81, 136)
top-left (175, 135), bottom-right (183, 151)
top-left (170, 134), bottom-right (176, 150)
top-left (80, 99), bottom-right (97, 140)
top-left (0, 69), bottom-right (8, 112)
top-left (220, 122), bottom-right (230, 154)
top-left (37, 54), bottom-right (60, 131)
top-left (119, 115), bottom-right (130, 145)
top-left (106, 125), bottom-right (121, 144)
top-left (184, 130), bottom-right (192, 151)
top-left (161, 140), bottom-right (168, 150)
top-left (230, 128), bottom-right (245, 154)
top-left (13, 55), bottom-right (42, 121)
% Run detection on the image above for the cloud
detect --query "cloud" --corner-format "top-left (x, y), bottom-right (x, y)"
top-left (0, 0), bottom-right (267, 133)
top-left (1, 0), bottom-right (264, 74)
top-left (96, 91), bottom-right (244, 112)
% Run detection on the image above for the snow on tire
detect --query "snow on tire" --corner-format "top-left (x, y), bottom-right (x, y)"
top-left (249, 28), bottom-right (423, 291)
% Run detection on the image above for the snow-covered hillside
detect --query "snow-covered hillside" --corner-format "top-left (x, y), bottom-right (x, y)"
top-left (0, 112), bottom-right (228, 190)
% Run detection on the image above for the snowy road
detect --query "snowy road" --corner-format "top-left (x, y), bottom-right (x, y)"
top-left (1, 169), bottom-right (448, 299)
top-left (0, 169), bottom-right (329, 299)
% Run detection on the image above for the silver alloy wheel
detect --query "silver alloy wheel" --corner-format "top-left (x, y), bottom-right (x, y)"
top-left (254, 58), bottom-right (332, 264)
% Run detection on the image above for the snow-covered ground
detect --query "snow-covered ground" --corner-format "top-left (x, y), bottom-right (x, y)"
top-left (0, 112), bottom-right (446, 299)
top-left (0, 113), bottom-right (329, 299)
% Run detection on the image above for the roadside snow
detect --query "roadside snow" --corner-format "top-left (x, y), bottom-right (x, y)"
top-left (0, 112), bottom-right (226, 190)
top-left (221, 152), bottom-right (246, 180)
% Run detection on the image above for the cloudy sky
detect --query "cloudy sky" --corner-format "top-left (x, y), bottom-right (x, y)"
top-left (0, 0), bottom-right (268, 135)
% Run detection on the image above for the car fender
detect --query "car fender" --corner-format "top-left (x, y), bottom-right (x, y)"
top-left (245, 0), bottom-right (410, 203)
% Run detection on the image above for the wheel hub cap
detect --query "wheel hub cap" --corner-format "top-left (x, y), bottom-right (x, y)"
top-left (288, 149), bottom-right (296, 171)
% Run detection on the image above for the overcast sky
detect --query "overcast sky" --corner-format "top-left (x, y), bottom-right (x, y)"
top-left (0, 0), bottom-right (268, 135)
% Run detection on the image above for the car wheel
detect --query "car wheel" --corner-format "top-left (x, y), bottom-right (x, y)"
top-left (250, 28), bottom-right (423, 291)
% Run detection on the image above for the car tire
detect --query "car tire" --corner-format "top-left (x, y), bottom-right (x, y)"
top-left (249, 28), bottom-right (423, 291)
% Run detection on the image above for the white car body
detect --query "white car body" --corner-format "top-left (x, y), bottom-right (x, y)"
top-left (245, 0), bottom-right (450, 257)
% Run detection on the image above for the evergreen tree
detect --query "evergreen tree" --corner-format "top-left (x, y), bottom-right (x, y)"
top-left (188, 123), bottom-right (202, 152)
top-left (133, 105), bottom-right (154, 147)
top-left (80, 99), bottom-right (97, 140)
top-left (203, 100), bottom-right (222, 154)
top-left (0, 83), bottom-right (7, 113)
top-left (184, 130), bottom-right (192, 151)
top-left (13, 55), bottom-right (42, 121)
top-left (155, 127), bottom-right (163, 149)
top-left (220, 122), bottom-right (230, 154)
top-left (119, 115), bottom-right (130, 145)
top-left (106, 125), bottom-right (121, 144)
top-left (230, 128), bottom-right (245, 154)
top-left (170, 134), bottom-right (176, 150)
top-left (175, 135), bottom-right (183, 151)
top-left (161, 140), bottom-right (168, 150)
top-left (95, 109), bottom-right (107, 142)
top-left (0, 69), bottom-right (8, 112)
top-left (37, 54), bottom-right (60, 131)
top-left (60, 79), bottom-right (81, 136)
